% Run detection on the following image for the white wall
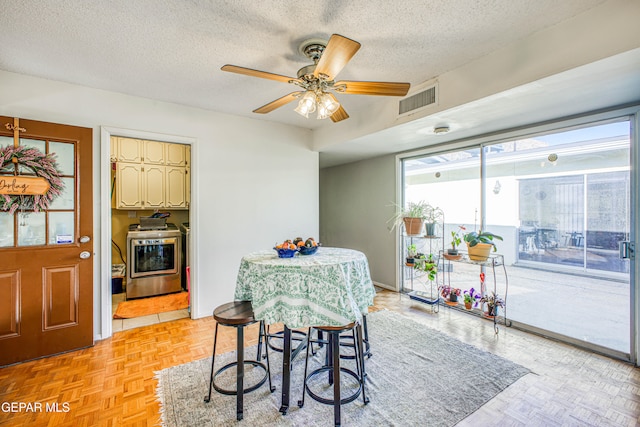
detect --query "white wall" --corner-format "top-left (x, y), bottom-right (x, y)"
top-left (0, 70), bottom-right (318, 339)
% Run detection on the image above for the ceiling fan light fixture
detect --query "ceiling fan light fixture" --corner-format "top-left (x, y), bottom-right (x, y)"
top-left (316, 93), bottom-right (340, 119)
top-left (294, 91), bottom-right (317, 118)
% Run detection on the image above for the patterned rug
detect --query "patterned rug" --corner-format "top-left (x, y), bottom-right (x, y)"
top-left (113, 292), bottom-right (189, 319)
top-left (155, 310), bottom-right (530, 426)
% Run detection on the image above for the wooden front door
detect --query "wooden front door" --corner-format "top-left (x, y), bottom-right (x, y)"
top-left (0, 117), bottom-right (93, 366)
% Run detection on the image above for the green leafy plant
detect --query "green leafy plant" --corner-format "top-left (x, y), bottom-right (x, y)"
top-left (387, 200), bottom-right (441, 231)
top-left (463, 230), bottom-right (503, 252)
top-left (449, 225), bottom-right (466, 253)
top-left (423, 205), bottom-right (444, 223)
top-left (406, 243), bottom-right (418, 257)
top-left (413, 253), bottom-right (437, 281)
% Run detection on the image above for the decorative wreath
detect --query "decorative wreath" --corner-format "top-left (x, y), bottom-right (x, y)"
top-left (0, 145), bottom-right (65, 214)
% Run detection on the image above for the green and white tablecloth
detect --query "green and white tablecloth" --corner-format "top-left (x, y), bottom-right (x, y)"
top-left (234, 247), bottom-right (375, 328)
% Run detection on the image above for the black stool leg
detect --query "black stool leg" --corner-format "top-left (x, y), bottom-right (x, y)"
top-left (362, 315), bottom-right (372, 358)
top-left (257, 321), bottom-right (264, 361)
top-left (331, 330), bottom-right (341, 427)
top-left (297, 328), bottom-right (312, 408)
top-left (355, 324), bottom-right (369, 404)
top-left (236, 325), bottom-right (244, 421)
top-left (204, 322), bottom-right (219, 403)
top-left (261, 321), bottom-right (276, 393)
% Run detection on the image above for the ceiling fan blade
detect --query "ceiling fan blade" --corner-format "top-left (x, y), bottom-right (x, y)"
top-left (334, 80), bottom-right (410, 96)
top-left (253, 92), bottom-right (302, 114)
top-left (330, 106), bottom-right (349, 123)
top-left (221, 64), bottom-right (298, 84)
top-left (314, 34), bottom-right (361, 80)
top-left (327, 93), bottom-right (349, 122)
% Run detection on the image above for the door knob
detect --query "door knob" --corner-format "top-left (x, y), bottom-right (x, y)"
top-left (79, 251), bottom-right (91, 259)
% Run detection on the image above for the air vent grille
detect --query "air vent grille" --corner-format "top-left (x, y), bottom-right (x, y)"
top-left (399, 86), bottom-right (436, 115)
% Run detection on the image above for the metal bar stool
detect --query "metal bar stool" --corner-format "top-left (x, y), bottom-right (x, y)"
top-left (298, 322), bottom-right (369, 427)
top-left (338, 314), bottom-right (372, 360)
top-left (204, 300), bottom-right (275, 421)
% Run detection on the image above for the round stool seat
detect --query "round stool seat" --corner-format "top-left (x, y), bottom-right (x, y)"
top-left (315, 322), bottom-right (356, 332)
top-left (214, 300), bottom-right (255, 326)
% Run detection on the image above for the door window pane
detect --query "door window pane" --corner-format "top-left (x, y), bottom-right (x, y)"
top-left (48, 177), bottom-right (74, 210)
top-left (17, 212), bottom-right (45, 246)
top-left (0, 136), bottom-right (12, 149)
top-left (49, 211), bottom-right (75, 244)
top-left (49, 141), bottom-right (75, 176)
top-left (0, 137), bottom-right (13, 173)
top-left (0, 212), bottom-right (13, 247)
top-left (18, 138), bottom-right (46, 174)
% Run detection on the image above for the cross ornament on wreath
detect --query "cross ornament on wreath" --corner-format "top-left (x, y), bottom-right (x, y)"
top-left (0, 128), bottom-right (65, 214)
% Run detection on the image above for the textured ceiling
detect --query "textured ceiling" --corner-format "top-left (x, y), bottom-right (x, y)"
top-left (3, 1), bottom-right (639, 167)
top-left (0, 0), bottom-right (607, 131)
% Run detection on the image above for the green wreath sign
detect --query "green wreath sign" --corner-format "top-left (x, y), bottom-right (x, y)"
top-left (0, 145), bottom-right (65, 214)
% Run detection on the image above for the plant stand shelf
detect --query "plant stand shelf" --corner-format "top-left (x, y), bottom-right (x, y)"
top-left (438, 250), bottom-right (511, 333)
top-left (401, 221), bottom-right (444, 313)
top-left (408, 290), bottom-right (440, 306)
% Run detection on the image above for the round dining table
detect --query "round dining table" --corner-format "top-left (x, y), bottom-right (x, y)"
top-left (234, 246), bottom-right (376, 414)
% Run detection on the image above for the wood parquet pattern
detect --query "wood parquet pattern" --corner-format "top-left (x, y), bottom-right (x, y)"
top-left (1, 290), bottom-right (639, 426)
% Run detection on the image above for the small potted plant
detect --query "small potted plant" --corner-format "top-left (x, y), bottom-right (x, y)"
top-left (440, 285), bottom-right (461, 304)
top-left (406, 243), bottom-right (418, 266)
top-left (462, 287), bottom-right (481, 310)
top-left (445, 225), bottom-right (466, 260)
top-left (476, 291), bottom-right (505, 317)
top-left (423, 205), bottom-right (444, 237)
top-left (388, 200), bottom-right (438, 236)
top-left (413, 253), bottom-right (437, 281)
top-left (463, 230), bottom-right (503, 261)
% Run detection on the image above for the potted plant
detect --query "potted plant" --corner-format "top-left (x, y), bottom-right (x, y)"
top-left (423, 205), bottom-right (444, 237)
top-left (445, 225), bottom-right (466, 260)
top-left (463, 230), bottom-right (503, 261)
top-left (440, 285), bottom-right (461, 304)
top-left (476, 291), bottom-right (505, 317)
top-left (388, 200), bottom-right (436, 236)
top-left (413, 253), bottom-right (437, 281)
top-left (406, 243), bottom-right (418, 266)
top-left (462, 287), bottom-right (481, 310)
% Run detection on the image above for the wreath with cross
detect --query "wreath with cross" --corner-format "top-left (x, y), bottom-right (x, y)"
top-left (0, 144), bottom-right (65, 214)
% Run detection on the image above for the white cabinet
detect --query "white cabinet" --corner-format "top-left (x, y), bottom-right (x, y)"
top-left (165, 166), bottom-right (187, 208)
top-left (115, 137), bottom-right (143, 163)
top-left (116, 163), bottom-right (143, 209)
top-left (166, 143), bottom-right (186, 167)
top-left (112, 137), bottom-right (190, 210)
top-left (143, 164), bottom-right (166, 209)
top-left (143, 140), bottom-right (165, 165)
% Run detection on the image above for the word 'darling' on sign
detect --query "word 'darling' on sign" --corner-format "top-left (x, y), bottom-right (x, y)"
top-left (0, 177), bottom-right (50, 195)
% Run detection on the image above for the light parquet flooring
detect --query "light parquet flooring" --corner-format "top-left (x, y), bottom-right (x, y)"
top-left (1, 290), bottom-right (640, 426)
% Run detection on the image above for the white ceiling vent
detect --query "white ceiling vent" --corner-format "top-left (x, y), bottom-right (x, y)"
top-left (398, 83), bottom-right (438, 117)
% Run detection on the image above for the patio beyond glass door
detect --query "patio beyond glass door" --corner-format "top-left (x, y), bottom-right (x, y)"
top-left (484, 121), bottom-right (631, 353)
top-left (403, 119), bottom-right (632, 356)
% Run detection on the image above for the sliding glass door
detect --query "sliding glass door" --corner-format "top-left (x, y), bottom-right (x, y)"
top-left (402, 118), bottom-right (633, 357)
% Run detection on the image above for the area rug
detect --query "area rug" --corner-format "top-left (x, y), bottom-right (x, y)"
top-left (113, 292), bottom-right (189, 319)
top-left (155, 310), bottom-right (530, 426)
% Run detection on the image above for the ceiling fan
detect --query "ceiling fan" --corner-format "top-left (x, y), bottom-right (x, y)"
top-left (221, 34), bottom-right (411, 123)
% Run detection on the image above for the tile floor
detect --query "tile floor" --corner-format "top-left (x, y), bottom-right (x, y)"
top-left (111, 292), bottom-right (190, 332)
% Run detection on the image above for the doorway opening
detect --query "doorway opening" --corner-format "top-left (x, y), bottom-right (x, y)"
top-left (100, 127), bottom-right (196, 339)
